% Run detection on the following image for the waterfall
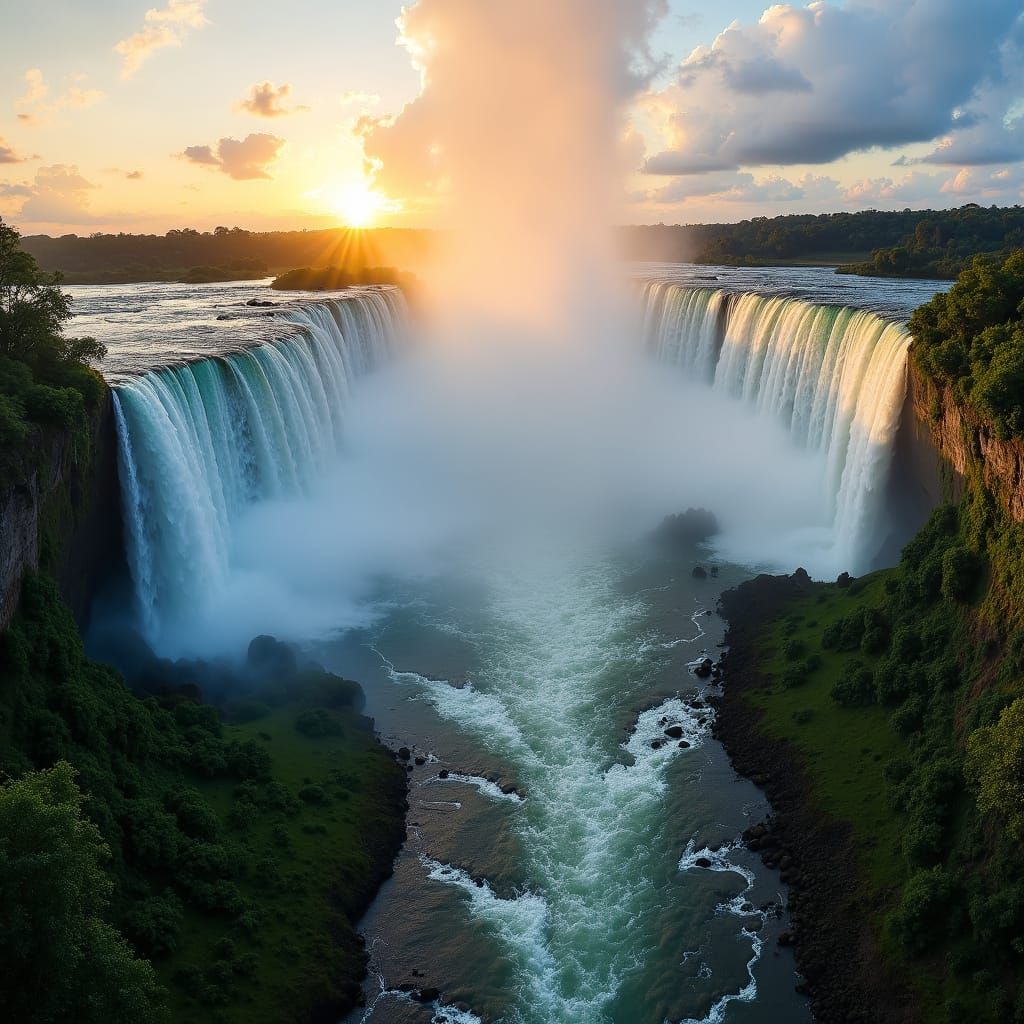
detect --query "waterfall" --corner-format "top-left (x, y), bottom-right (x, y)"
top-left (113, 288), bottom-right (407, 643)
top-left (641, 280), bottom-right (912, 573)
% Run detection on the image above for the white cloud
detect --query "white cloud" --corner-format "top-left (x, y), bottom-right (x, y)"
top-left (643, 0), bottom-right (1023, 176)
top-left (114, 0), bottom-right (209, 79)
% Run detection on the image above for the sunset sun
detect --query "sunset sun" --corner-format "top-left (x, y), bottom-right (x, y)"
top-left (331, 181), bottom-right (383, 228)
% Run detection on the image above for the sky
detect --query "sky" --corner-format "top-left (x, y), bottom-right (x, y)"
top-left (0, 0), bottom-right (1021, 235)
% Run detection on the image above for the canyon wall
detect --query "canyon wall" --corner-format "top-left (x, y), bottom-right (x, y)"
top-left (0, 389), bottom-right (122, 630)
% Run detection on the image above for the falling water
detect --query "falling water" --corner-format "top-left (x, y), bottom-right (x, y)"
top-left (112, 288), bottom-right (407, 643)
top-left (641, 281), bottom-right (913, 572)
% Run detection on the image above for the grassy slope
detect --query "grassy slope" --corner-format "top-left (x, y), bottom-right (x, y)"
top-left (160, 703), bottom-right (404, 1023)
top-left (749, 572), bottom-right (907, 893)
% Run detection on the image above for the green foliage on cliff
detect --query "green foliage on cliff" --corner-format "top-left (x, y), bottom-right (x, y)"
top-left (0, 762), bottom-right (166, 1023)
top-left (910, 250), bottom-right (1024, 438)
top-left (0, 218), bottom-right (107, 472)
top-left (0, 573), bottom-right (406, 1023)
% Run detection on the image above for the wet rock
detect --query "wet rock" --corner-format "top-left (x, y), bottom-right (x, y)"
top-left (651, 739), bottom-right (664, 750)
top-left (677, 740), bottom-right (690, 748)
top-left (246, 298), bottom-right (277, 307)
top-left (778, 931), bottom-right (795, 947)
top-left (414, 756), bottom-right (426, 766)
top-left (695, 857), bottom-right (712, 868)
top-left (694, 659), bottom-right (713, 679)
top-left (692, 565), bottom-right (708, 579)
top-left (500, 782), bottom-right (518, 795)
top-left (710, 566), bottom-right (719, 577)
top-left (664, 725), bottom-right (684, 739)
top-left (414, 987), bottom-right (441, 1003)
top-left (397, 746), bottom-right (411, 761)
top-left (438, 769), bottom-right (449, 779)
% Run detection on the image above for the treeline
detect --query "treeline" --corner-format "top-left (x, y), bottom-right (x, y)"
top-left (270, 265), bottom-right (415, 291)
top-left (618, 204), bottom-right (1024, 279)
top-left (21, 226), bottom-right (434, 285)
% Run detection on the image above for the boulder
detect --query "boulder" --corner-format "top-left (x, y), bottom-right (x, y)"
top-left (692, 565), bottom-right (708, 579)
top-left (664, 725), bottom-right (684, 739)
top-left (397, 746), bottom-right (411, 761)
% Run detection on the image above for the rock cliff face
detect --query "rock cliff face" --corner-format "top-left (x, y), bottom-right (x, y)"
top-left (0, 389), bottom-right (122, 631)
top-left (905, 358), bottom-right (1024, 519)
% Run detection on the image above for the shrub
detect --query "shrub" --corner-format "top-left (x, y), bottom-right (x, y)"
top-left (294, 708), bottom-right (344, 738)
top-left (831, 663), bottom-right (875, 707)
top-left (966, 698), bottom-right (1024, 840)
top-left (941, 546), bottom-right (981, 603)
top-left (891, 867), bottom-right (955, 954)
top-left (122, 892), bottom-right (183, 958)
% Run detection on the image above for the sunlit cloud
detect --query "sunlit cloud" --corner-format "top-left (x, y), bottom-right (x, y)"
top-left (340, 90), bottom-right (381, 107)
top-left (237, 81), bottom-right (308, 118)
top-left (0, 138), bottom-right (26, 164)
top-left (7, 163), bottom-right (100, 224)
top-left (15, 68), bottom-right (103, 125)
top-left (114, 0), bottom-right (209, 79)
top-left (181, 133), bottom-right (285, 180)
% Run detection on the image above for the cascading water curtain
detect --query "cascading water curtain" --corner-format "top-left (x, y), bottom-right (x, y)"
top-left (641, 281), bottom-right (912, 573)
top-left (113, 289), bottom-right (407, 643)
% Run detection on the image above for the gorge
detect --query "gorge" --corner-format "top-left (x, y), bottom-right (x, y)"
top-left (4, 261), bottom-right (978, 1023)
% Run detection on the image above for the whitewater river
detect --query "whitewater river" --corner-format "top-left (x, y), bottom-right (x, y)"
top-left (77, 265), bottom-right (947, 1024)
top-left (319, 541), bottom-right (810, 1024)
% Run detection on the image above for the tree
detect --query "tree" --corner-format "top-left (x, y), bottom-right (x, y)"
top-left (0, 218), bottom-right (104, 367)
top-left (966, 697), bottom-right (1024, 841)
top-left (0, 762), bottom-right (167, 1022)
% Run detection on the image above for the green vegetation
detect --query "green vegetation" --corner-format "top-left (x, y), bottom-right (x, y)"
top-left (270, 265), bottom-right (416, 291)
top-left (739, 251), bottom-right (1024, 1020)
top-left (910, 250), bottom-right (1024, 439)
top-left (0, 572), bottom-right (406, 1023)
top-left (618, 205), bottom-right (1024, 278)
top-left (840, 207), bottom-right (1024, 279)
top-left (21, 225), bottom-right (431, 286)
top-left (0, 218), bottom-right (106, 475)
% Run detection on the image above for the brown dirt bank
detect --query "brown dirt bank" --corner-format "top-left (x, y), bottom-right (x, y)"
top-left (712, 571), bottom-right (917, 1024)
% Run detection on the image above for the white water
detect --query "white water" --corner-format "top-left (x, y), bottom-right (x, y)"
top-left (112, 288), bottom-right (406, 646)
top-left (641, 281), bottom-right (913, 573)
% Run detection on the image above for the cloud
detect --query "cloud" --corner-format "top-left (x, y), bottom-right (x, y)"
top-left (340, 90), bottom-right (381, 106)
top-left (237, 81), bottom-right (307, 117)
top-left (641, 170), bottom-right (840, 204)
top-left (0, 139), bottom-right (25, 164)
top-left (180, 133), bottom-right (285, 179)
top-left (643, 0), bottom-right (1023, 175)
top-left (126, 169), bottom-right (144, 180)
top-left (9, 163), bottom-right (101, 224)
top-left (114, 0), bottom-right (208, 79)
top-left (16, 68), bottom-right (103, 125)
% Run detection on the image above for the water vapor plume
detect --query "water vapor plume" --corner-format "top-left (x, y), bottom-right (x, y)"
top-left (364, 0), bottom-right (666, 331)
